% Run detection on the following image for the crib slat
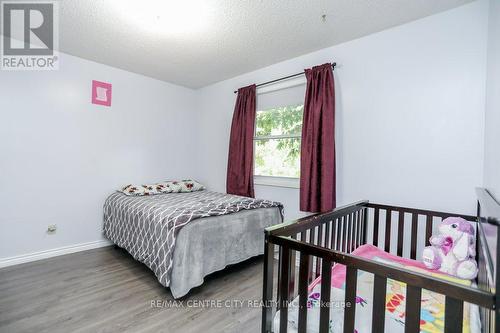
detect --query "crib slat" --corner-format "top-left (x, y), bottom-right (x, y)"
top-left (331, 219), bottom-right (337, 250)
top-left (289, 242), bottom-right (296, 300)
top-left (373, 208), bottom-right (380, 246)
top-left (353, 211), bottom-right (358, 248)
top-left (318, 224), bottom-right (324, 247)
top-left (309, 226), bottom-right (316, 245)
top-left (410, 213), bottom-right (418, 259)
top-left (323, 223), bottom-right (328, 247)
top-left (362, 207), bottom-right (368, 244)
top-left (336, 217), bottom-right (342, 250)
top-left (315, 227), bottom-right (322, 277)
top-left (343, 266), bottom-right (357, 333)
top-left (372, 275), bottom-right (387, 333)
top-left (298, 254), bottom-right (310, 333)
top-left (277, 247), bottom-right (282, 305)
top-left (351, 212), bottom-right (356, 251)
top-left (445, 297), bottom-right (463, 333)
top-left (308, 228), bottom-right (315, 283)
top-left (279, 246), bottom-right (290, 333)
top-left (355, 210), bottom-right (361, 248)
top-left (342, 215), bottom-right (347, 252)
top-left (425, 215), bottom-right (433, 246)
top-left (405, 285), bottom-right (421, 333)
top-left (352, 212), bottom-right (356, 251)
top-left (346, 213), bottom-right (353, 252)
top-left (325, 220), bottom-right (331, 249)
top-left (385, 209), bottom-right (392, 252)
top-left (319, 260), bottom-right (332, 333)
top-left (358, 210), bottom-right (363, 247)
top-left (351, 212), bottom-right (358, 252)
top-left (347, 213), bottom-right (352, 252)
top-left (397, 211), bottom-right (404, 257)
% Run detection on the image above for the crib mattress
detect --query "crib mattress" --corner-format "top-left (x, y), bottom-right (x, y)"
top-left (273, 245), bottom-right (481, 333)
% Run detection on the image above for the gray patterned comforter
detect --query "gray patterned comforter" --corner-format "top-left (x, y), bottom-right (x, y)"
top-left (103, 190), bottom-right (283, 287)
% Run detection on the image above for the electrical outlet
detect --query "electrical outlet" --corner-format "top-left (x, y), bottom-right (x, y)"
top-left (47, 224), bottom-right (57, 234)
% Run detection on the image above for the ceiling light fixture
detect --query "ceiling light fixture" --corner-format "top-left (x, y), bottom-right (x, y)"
top-left (111, 0), bottom-right (210, 35)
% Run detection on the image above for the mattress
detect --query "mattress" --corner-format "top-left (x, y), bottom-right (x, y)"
top-left (273, 245), bottom-right (481, 333)
top-left (103, 190), bottom-right (283, 298)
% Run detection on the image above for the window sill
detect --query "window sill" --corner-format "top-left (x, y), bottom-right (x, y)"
top-left (254, 176), bottom-right (300, 189)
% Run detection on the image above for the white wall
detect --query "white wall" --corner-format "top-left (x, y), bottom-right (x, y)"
top-left (0, 52), bottom-right (198, 260)
top-left (1, 1), bottom-right (492, 264)
top-left (197, 0), bottom-right (489, 221)
top-left (483, 0), bottom-right (500, 201)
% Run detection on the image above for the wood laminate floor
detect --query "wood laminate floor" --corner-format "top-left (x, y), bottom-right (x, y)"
top-left (0, 247), bottom-right (270, 333)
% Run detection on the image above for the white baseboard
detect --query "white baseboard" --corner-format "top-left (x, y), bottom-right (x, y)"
top-left (0, 239), bottom-right (113, 269)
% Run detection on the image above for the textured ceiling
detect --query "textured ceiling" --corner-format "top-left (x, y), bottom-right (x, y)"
top-left (59, 0), bottom-right (474, 88)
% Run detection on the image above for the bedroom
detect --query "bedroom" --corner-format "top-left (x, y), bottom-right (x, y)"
top-left (0, 0), bottom-right (499, 332)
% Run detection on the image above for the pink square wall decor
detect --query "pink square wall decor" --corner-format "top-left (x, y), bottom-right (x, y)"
top-left (91, 80), bottom-right (112, 107)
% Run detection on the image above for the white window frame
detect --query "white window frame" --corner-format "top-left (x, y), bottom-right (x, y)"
top-left (254, 175), bottom-right (300, 189)
top-left (253, 112), bottom-right (302, 189)
top-left (253, 77), bottom-right (306, 189)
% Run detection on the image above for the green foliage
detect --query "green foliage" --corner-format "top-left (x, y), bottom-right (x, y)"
top-left (255, 104), bottom-right (303, 136)
top-left (254, 104), bottom-right (303, 177)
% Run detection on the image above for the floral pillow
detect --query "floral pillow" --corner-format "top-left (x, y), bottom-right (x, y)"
top-left (120, 183), bottom-right (169, 196)
top-left (179, 179), bottom-right (205, 192)
top-left (120, 179), bottom-right (204, 196)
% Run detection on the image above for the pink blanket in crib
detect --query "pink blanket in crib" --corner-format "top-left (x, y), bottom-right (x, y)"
top-left (309, 244), bottom-right (451, 291)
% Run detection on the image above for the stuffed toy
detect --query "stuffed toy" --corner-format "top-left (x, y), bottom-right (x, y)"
top-left (422, 217), bottom-right (478, 280)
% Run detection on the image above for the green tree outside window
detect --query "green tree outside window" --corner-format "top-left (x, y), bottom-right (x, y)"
top-left (254, 104), bottom-right (303, 178)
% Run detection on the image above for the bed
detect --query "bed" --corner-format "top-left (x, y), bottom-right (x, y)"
top-left (262, 188), bottom-right (500, 333)
top-left (103, 189), bottom-right (283, 298)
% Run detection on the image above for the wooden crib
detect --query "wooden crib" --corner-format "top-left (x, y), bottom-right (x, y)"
top-left (262, 188), bottom-right (500, 333)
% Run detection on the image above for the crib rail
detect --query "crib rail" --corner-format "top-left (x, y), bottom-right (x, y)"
top-left (262, 192), bottom-right (499, 333)
top-left (365, 203), bottom-right (475, 259)
top-left (269, 235), bottom-right (495, 333)
top-left (265, 201), bottom-right (368, 303)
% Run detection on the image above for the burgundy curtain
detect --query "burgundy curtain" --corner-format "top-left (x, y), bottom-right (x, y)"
top-left (226, 84), bottom-right (256, 198)
top-left (300, 63), bottom-right (336, 213)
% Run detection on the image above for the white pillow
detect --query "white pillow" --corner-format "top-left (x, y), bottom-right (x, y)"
top-left (178, 179), bottom-right (205, 192)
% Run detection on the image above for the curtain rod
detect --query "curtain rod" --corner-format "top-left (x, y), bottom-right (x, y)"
top-left (233, 62), bottom-right (336, 94)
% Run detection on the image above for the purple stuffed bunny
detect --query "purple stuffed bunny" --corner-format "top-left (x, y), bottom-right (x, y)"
top-left (421, 217), bottom-right (478, 280)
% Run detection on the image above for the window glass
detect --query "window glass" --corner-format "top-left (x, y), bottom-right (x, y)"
top-left (254, 104), bottom-right (303, 178)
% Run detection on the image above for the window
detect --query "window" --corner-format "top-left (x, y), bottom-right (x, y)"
top-left (253, 79), bottom-right (306, 188)
top-left (254, 104), bottom-right (303, 177)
